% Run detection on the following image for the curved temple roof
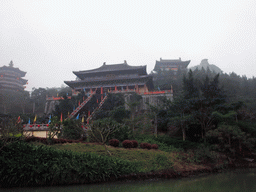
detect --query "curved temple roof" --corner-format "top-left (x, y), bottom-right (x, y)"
top-left (0, 65), bottom-right (27, 77)
top-left (154, 58), bottom-right (191, 71)
top-left (73, 61), bottom-right (147, 79)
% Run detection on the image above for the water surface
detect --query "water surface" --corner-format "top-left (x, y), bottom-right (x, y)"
top-left (1, 168), bottom-right (256, 192)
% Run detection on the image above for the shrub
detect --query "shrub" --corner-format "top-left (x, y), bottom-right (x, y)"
top-left (140, 142), bottom-right (146, 149)
top-left (0, 141), bottom-right (140, 187)
top-left (62, 119), bottom-right (84, 140)
top-left (131, 140), bottom-right (138, 148)
top-left (122, 140), bottom-right (133, 148)
top-left (151, 144), bottom-right (158, 149)
top-left (140, 142), bottom-right (151, 149)
top-left (154, 154), bottom-right (173, 168)
top-left (145, 143), bottom-right (151, 149)
top-left (109, 139), bottom-right (120, 147)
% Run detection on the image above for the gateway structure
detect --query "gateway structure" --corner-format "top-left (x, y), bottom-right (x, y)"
top-left (64, 61), bottom-right (172, 120)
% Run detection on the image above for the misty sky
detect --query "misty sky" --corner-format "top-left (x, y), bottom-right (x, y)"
top-left (1, 0), bottom-right (256, 91)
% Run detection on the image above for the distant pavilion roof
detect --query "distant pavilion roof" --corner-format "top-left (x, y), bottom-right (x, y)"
top-left (154, 58), bottom-right (191, 71)
top-left (73, 61), bottom-right (147, 79)
top-left (0, 65), bottom-right (26, 77)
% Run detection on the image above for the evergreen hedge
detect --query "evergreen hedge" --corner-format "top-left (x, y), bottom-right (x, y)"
top-left (0, 141), bottom-right (140, 188)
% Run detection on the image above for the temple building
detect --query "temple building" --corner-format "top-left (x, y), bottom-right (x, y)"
top-left (154, 58), bottom-right (191, 74)
top-left (64, 60), bottom-right (154, 94)
top-left (64, 61), bottom-right (173, 119)
top-left (0, 61), bottom-right (27, 91)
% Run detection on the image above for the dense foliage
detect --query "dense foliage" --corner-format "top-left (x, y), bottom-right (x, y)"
top-left (109, 139), bottom-right (120, 147)
top-left (0, 141), bottom-right (140, 188)
top-left (122, 140), bottom-right (133, 148)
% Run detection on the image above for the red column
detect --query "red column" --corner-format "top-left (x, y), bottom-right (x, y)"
top-left (101, 87), bottom-right (103, 100)
top-left (144, 84), bottom-right (147, 93)
top-left (115, 86), bottom-right (117, 91)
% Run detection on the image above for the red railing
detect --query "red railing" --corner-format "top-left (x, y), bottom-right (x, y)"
top-left (46, 96), bottom-right (71, 101)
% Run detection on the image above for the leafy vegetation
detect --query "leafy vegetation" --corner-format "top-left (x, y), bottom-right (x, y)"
top-left (0, 141), bottom-right (140, 188)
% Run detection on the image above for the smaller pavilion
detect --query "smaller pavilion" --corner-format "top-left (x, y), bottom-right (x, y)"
top-left (0, 61), bottom-right (27, 91)
top-left (154, 58), bottom-right (191, 74)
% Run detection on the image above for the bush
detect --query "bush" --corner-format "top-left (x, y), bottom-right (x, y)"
top-left (122, 140), bottom-right (133, 148)
top-left (140, 142), bottom-right (151, 149)
top-left (151, 144), bottom-right (158, 149)
top-left (131, 140), bottom-right (138, 148)
top-left (109, 124), bottom-right (132, 142)
top-left (61, 119), bottom-right (84, 140)
top-left (109, 139), bottom-right (120, 147)
top-left (0, 141), bottom-right (140, 187)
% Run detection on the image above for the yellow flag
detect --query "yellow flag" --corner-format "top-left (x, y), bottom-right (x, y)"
top-left (82, 116), bottom-right (84, 123)
top-left (33, 115), bottom-right (37, 123)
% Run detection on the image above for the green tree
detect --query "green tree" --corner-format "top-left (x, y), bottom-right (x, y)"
top-left (0, 116), bottom-right (23, 150)
top-left (47, 116), bottom-right (62, 141)
top-left (61, 119), bottom-right (83, 140)
top-left (88, 118), bottom-right (121, 155)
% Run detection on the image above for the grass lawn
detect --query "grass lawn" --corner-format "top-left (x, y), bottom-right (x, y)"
top-left (34, 142), bottom-right (209, 173)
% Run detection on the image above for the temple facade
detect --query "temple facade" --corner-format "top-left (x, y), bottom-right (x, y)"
top-left (65, 60), bottom-right (154, 94)
top-left (154, 57), bottom-right (191, 75)
top-left (0, 61), bottom-right (27, 91)
top-left (64, 61), bottom-right (173, 119)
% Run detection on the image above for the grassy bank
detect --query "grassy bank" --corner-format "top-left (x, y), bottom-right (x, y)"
top-left (0, 139), bottom-right (227, 188)
top-left (0, 141), bottom-right (140, 188)
top-left (41, 141), bottom-right (223, 173)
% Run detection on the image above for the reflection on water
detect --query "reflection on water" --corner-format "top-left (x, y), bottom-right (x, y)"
top-left (1, 169), bottom-right (256, 192)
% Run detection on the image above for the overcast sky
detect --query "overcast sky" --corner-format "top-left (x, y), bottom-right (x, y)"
top-left (1, 0), bottom-right (256, 91)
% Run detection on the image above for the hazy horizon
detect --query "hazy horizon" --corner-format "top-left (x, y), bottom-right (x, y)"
top-left (1, 0), bottom-right (256, 91)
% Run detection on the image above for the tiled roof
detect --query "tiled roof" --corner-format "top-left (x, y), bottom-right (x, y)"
top-left (0, 65), bottom-right (26, 77)
top-left (154, 58), bottom-right (191, 71)
top-left (74, 61), bottom-right (146, 76)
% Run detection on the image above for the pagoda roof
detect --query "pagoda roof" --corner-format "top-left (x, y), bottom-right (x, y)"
top-left (154, 58), bottom-right (191, 71)
top-left (64, 74), bottom-right (153, 89)
top-left (0, 65), bottom-right (26, 77)
top-left (73, 61), bottom-right (147, 79)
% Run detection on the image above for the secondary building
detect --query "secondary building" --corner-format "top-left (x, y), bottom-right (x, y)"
top-left (0, 61), bottom-right (27, 91)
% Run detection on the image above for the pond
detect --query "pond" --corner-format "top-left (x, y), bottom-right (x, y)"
top-left (1, 168), bottom-right (256, 192)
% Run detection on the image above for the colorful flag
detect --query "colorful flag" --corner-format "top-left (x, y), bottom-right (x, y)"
top-left (60, 113), bottom-right (63, 123)
top-left (28, 118), bottom-right (31, 124)
top-left (48, 115), bottom-right (51, 124)
top-left (76, 113), bottom-right (79, 120)
top-left (33, 115), bottom-right (37, 123)
top-left (17, 116), bottom-right (21, 123)
top-left (82, 116), bottom-right (84, 123)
